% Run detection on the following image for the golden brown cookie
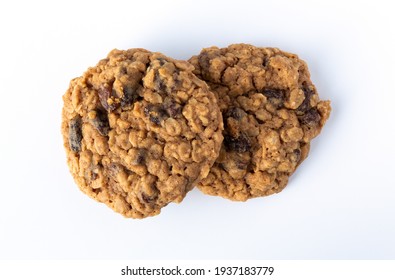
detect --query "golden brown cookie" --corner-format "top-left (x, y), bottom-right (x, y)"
top-left (62, 49), bottom-right (223, 218)
top-left (189, 44), bottom-right (331, 201)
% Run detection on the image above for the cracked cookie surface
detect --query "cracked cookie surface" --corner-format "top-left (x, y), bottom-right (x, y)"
top-left (189, 44), bottom-right (331, 201)
top-left (62, 49), bottom-right (223, 218)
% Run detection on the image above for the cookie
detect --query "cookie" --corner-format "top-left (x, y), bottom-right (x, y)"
top-left (189, 44), bottom-right (331, 201)
top-left (62, 49), bottom-right (223, 218)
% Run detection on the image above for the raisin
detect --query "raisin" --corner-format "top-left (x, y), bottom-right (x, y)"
top-left (91, 110), bottom-right (110, 136)
top-left (157, 57), bottom-right (167, 66)
top-left (297, 84), bottom-right (315, 113)
top-left (98, 84), bottom-right (119, 112)
top-left (224, 108), bottom-right (245, 136)
top-left (293, 149), bottom-right (301, 162)
top-left (299, 108), bottom-right (321, 126)
top-left (141, 192), bottom-right (158, 204)
top-left (134, 149), bottom-right (147, 165)
top-left (198, 51), bottom-right (216, 81)
top-left (144, 104), bottom-right (167, 125)
top-left (262, 88), bottom-right (285, 107)
top-left (69, 117), bottom-right (83, 152)
top-left (119, 67), bottom-right (127, 75)
top-left (120, 85), bottom-right (138, 107)
top-left (163, 99), bottom-right (182, 118)
top-left (170, 76), bottom-right (183, 92)
top-left (198, 52), bottom-right (211, 72)
top-left (225, 107), bottom-right (246, 120)
top-left (224, 133), bottom-right (251, 153)
top-left (154, 71), bottom-right (167, 93)
top-left (262, 56), bottom-right (269, 67)
top-left (263, 88), bottom-right (285, 99)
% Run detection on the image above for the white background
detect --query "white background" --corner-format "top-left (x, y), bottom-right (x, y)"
top-left (0, 0), bottom-right (394, 260)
